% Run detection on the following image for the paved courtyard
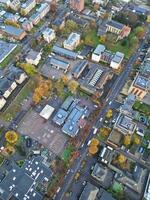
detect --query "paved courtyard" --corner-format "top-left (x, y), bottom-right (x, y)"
top-left (17, 110), bottom-right (68, 155)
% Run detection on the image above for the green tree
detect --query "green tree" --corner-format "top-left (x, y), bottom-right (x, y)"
top-left (68, 80), bottom-right (79, 94)
top-left (17, 62), bottom-right (37, 76)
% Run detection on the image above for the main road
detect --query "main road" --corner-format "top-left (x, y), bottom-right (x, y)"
top-left (54, 26), bottom-right (150, 200)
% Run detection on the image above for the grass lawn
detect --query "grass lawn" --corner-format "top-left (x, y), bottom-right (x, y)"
top-left (1, 78), bottom-right (36, 122)
top-left (133, 100), bottom-right (150, 116)
top-left (0, 45), bottom-right (21, 68)
top-left (61, 144), bottom-right (74, 162)
top-left (84, 29), bottom-right (100, 48)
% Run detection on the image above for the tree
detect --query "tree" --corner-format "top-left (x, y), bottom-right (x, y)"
top-left (17, 62), bottom-right (37, 76)
top-left (65, 20), bottom-right (78, 32)
top-left (90, 138), bottom-right (99, 146)
top-left (61, 75), bottom-right (68, 85)
top-left (123, 134), bottom-right (131, 147)
top-left (68, 80), bottom-right (79, 94)
top-left (99, 35), bottom-right (106, 44)
top-left (4, 19), bottom-right (20, 28)
top-left (88, 145), bottom-right (98, 155)
top-left (118, 154), bottom-right (126, 165)
top-left (134, 26), bottom-right (146, 40)
top-left (50, 0), bottom-right (57, 12)
top-left (106, 109), bottom-right (113, 118)
top-left (133, 135), bottom-right (141, 145)
top-left (55, 79), bottom-right (64, 95)
top-left (100, 127), bottom-right (111, 137)
top-left (5, 131), bottom-right (18, 144)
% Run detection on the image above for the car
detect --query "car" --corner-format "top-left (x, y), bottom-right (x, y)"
top-left (93, 127), bottom-right (98, 135)
top-left (87, 140), bottom-right (91, 146)
top-left (109, 101), bottom-right (112, 105)
top-left (94, 104), bottom-right (98, 108)
top-left (82, 181), bottom-right (86, 186)
top-left (26, 138), bottom-right (32, 148)
top-left (99, 117), bottom-right (103, 122)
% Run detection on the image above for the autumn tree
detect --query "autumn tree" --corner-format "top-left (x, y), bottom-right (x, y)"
top-left (99, 35), bottom-right (106, 44)
top-left (68, 80), bottom-right (79, 94)
top-left (134, 26), bottom-right (146, 40)
top-left (100, 127), bottom-right (111, 138)
top-left (4, 19), bottom-right (20, 28)
top-left (118, 154), bottom-right (126, 165)
top-left (61, 75), bottom-right (68, 85)
top-left (106, 109), bottom-right (113, 118)
top-left (5, 131), bottom-right (18, 144)
top-left (123, 134), bottom-right (131, 147)
top-left (133, 135), bottom-right (141, 145)
top-left (88, 138), bottom-right (99, 155)
top-left (66, 20), bottom-right (78, 32)
top-left (55, 79), bottom-right (64, 95)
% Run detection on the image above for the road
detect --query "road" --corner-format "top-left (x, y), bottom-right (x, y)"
top-left (54, 26), bottom-right (150, 200)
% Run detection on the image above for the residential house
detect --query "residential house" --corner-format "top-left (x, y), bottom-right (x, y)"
top-left (42, 28), bottom-right (56, 43)
top-left (106, 20), bottom-right (124, 35)
top-left (128, 73), bottom-right (150, 100)
top-left (0, 25), bottom-right (27, 40)
top-left (70, 0), bottom-right (84, 12)
top-left (22, 20), bottom-right (33, 31)
top-left (9, 0), bottom-right (20, 11)
top-left (63, 32), bottom-right (80, 50)
top-left (26, 50), bottom-right (42, 66)
top-left (0, 77), bottom-right (17, 99)
top-left (21, 0), bottom-right (36, 16)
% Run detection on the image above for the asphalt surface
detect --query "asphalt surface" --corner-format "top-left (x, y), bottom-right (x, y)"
top-left (54, 26), bottom-right (150, 200)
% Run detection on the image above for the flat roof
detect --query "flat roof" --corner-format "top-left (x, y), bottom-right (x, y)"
top-left (0, 40), bottom-right (17, 63)
top-left (134, 74), bottom-right (149, 89)
top-left (50, 57), bottom-right (70, 70)
top-left (64, 32), bottom-right (80, 46)
top-left (79, 182), bottom-right (99, 200)
top-left (61, 96), bottom-right (74, 111)
top-left (53, 108), bottom-right (68, 125)
top-left (39, 105), bottom-right (55, 119)
top-left (112, 52), bottom-right (124, 63)
top-left (1, 25), bottom-right (25, 37)
top-left (93, 44), bottom-right (105, 55)
top-left (52, 45), bottom-right (78, 59)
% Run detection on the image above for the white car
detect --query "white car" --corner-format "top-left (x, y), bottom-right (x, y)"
top-left (99, 117), bottom-right (103, 122)
top-left (109, 101), bottom-right (112, 105)
top-left (93, 127), bottom-right (98, 135)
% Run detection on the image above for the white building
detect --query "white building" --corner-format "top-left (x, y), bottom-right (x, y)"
top-left (9, 0), bottom-right (20, 11)
top-left (63, 32), bottom-right (80, 51)
top-left (26, 50), bottom-right (42, 66)
top-left (36, 3), bottom-right (50, 19)
top-left (92, 0), bottom-right (109, 6)
top-left (42, 28), bottom-right (56, 43)
top-left (91, 44), bottom-right (105, 62)
top-left (110, 52), bottom-right (124, 69)
top-left (21, 0), bottom-right (36, 16)
top-left (0, 96), bottom-right (6, 110)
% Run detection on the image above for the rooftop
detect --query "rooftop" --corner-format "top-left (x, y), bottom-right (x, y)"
top-left (111, 52), bottom-right (124, 64)
top-left (0, 25), bottom-right (25, 37)
top-left (64, 32), bottom-right (80, 46)
top-left (50, 57), bottom-right (70, 70)
top-left (106, 20), bottom-right (124, 30)
top-left (52, 45), bottom-right (77, 59)
top-left (134, 73), bottom-right (150, 90)
top-left (39, 105), bottom-right (55, 120)
top-left (93, 44), bottom-right (105, 56)
top-left (79, 182), bottom-right (99, 200)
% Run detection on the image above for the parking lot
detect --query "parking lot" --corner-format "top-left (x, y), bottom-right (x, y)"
top-left (17, 110), bottom-right (68, 155)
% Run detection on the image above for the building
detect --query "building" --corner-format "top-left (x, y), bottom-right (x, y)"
top-left (70, 0), bottom-right (84, 12)
top-left (0, 40), bottom-right (17, 64)
top-left (91, 163), bottom-right (108, 182)
top-left (144, 173), bottom-right (150, 200)
top-left (9, 0), bottom-right (20, 11)
top-left (106, 20), bottom-right (124, 35)
top-left (53, 96), bottom-right (87, 137)
top-left (0, 156), bottom-right (53, 200)
top-left (25, 49), bottom-right (42, 66)
top-left (0, 25), bottom-right (27, 40)
top-left (21, 0), bottom-right (36, 15)
top-left (107, 129), bottom-right (123, 148)
top-left (128, 73), bottom-right (150, 99)
top-left (39, 105), bottom-right (55, 120)
top-left (110, 52), bottom-right (124, 69)
top-left (52, 18), bottom-right (65, 30)
top-left (72, 60), bottom-right (88, 79)
top-left (79, 182), bottom-right (99, 200)
top-left (117, 25), bottom-right (131, 41)
top-left (29, 3), bottom-right (50, 25)
top-left (98, 145), bottom-right (113, 164)
top-left (79, 63), bottom-right (112, 95)
top-left (92, 44), bottom-right (124, 69)
top-left (114, 113), bottom-right (137, 135)
top-left (22, 20), bottom-right (33, 31)
top-left (92, 0), bottom-right (109, 6)
top-left (49, 57), bottom-right (70, 73)
top-left (63, 32), bottom-right (80, 50)
top-left (52, 45), bottom-right (78, 60)
top-left (42, 28), bottom-right (56, 43)
top-left (92, 44), bottom-right (106, 63)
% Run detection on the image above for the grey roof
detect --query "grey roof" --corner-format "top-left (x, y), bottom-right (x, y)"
top-left (21, 0), bottom-right (35, 8)
top-left (99, 189), bottom-right (116, 200)
top-left (1, 25), bottom-right (25, 37)
top-left (107, 20), bottom-right (124, 30)
top-left (0, 156), bottom-right (53, 200)
top-left (52, 45), bottom-right (78, 59)
top-left (53, 108), bottom-right (68, 125)
top-left (0, 40), bottom-right (17, 63)
top-left (79, 182), bottom-right (99, 200)
top-left (61, 96), bottom-right (74, 111)
top-left (52, 18), bottom-right (65, 26)
top-left (134, 74), bottom-right (149, 89)
top-left (72, 60), bottom-right (88, 77)
top-left (0, 77), bottom-right (12, 94)
top-left (6, 67), bottom-right (24, 81)
top-left (50, 57), bottom-right (70, 70)
top-left (112, 52), bottom-right (124, 63)
top-left (93, 44), bottom-right (105, 55)
top-left (26, 49), bottom-right (40, 60)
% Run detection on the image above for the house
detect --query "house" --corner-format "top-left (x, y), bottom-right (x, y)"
top-left (117, 25), bottom-right (131, 41)
top-left (52, 18), bottom-right (65, 30)
top-left (128, 73), bottom-right (150, 100)
top-left (92, 44), bottom-right (105, 62)
top-left (114, 113), bottom-right (137, 135)
top-left (0, 25), bottom-right (27, 40)
top-left (72, 60), bottom-right (88, 79)
top-left (110, 52), bottom-right (124, 69)
top-left (92, 0), bottom-right (109, 6)
top-left (79, 182), bottom-right (99, 200)
top-left (29, 12), bottom-right (40, 25)
top-left (9, 0), bottom-right (20, 11)
top-left (42, 28), bottom-right (56, 43)
top-left (49, 57), bottom-right (70, 73)
top-left (21, 0), bottom-right (36, 16)
top-left (0, 156), bottom-right (53, 200)
top-left (70, 0), bottom-right (85, 12)
top-left (0, 95), bottom-right (6, 110)
top-left (63, 32), bottom-right (80, 50)
top-left (106, 20), bottom-right (124, 35)
top-left (26, 50), bottom-right (42, 66)
top-left (22, 20), bottom-right (33, 31)
top-left (0, 77), bottom-right (17, 99)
